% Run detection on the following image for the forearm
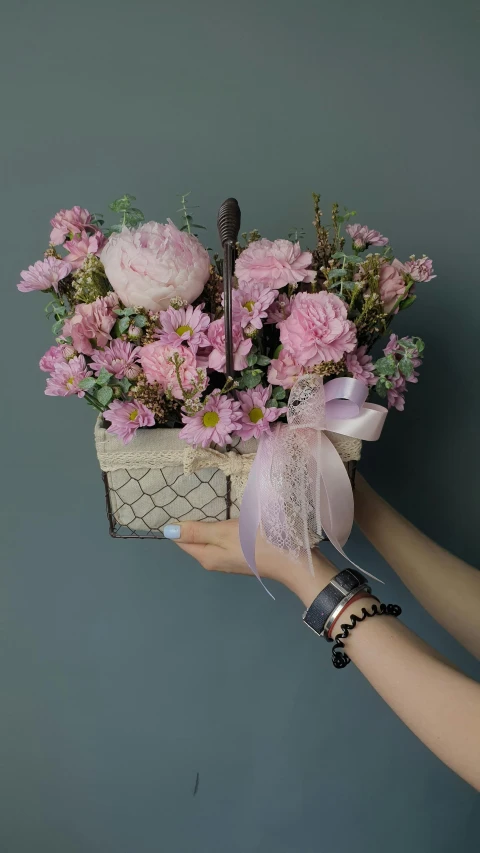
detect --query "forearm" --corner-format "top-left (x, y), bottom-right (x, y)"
top-left (354, 476), bottom-right (480, 658)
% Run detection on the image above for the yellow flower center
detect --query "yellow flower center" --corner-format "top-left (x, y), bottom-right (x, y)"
top-left (249, 407), bottom-right (264, 424)
top-left (203, 411), bottom-right (220, 428)
top-left (66, 377), bottom-right (74, 387)
top-left (243, 300), bottom-right (255, 312)
top-left (129, 409), bottom-right (138, 421)
top-left (176, 324), bottom-right (194, 337)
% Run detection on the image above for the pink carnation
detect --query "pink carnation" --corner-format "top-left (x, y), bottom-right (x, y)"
top-left (235, 238), bottom-right (315, 289)
top-left (63, 230), bottom-right (106, 270)
top-left (236, 385), bottom-right (287, 441)
top-left (207, 319), bottom-right (253, 372)
top-left (157, 303), bottom-right (210, 353)
top-left (266, 293), bottom-right (291, 325)
top-left (39, 344), bottom-right (73, 372)
top-left (50, 207), bottom-right (93, 245)
top-left (179, 392), bottom-right (242, 448)
top-left (231, 281), bottom-right (277, 330)
top-left (62, 293), bottom-right (118, 356)
top-left (139, 341), bottom-right (206, 400)
top-left (378, 260), bottom-right (408, 314)
top-left (89, 339), bottom-right (142, 379)
top-left (279, 291), bottom-right (357, 367)
top-left (103, 400), bottom-right (155, 445)
top-left (345, 345), bottom-right (377, 386)
top-left (267, 348), bottom-right (303, 390)
top-left (44, 355), bottom-right (92, 398)
top-left (346, 224), bottom-right (389, 250)
top-left (403, 256), bottom-right (436, 282)
top-left (17, 256), bottom-right (72, 293)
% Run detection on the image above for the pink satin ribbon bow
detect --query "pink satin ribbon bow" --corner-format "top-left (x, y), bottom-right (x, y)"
top-left (239, 374), bottom-right (388, 596)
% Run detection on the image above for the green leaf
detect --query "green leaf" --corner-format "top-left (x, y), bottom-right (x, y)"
top-left (78, 377), bottom-right (98, 391)
top-left (106, 224), bottom-right (123, 235)
top-left (398, 357), bottom-right (414, 378)
top-left (191, 224), bottom-right (206, 230)
top-left (272, 344), bottom-right (283, 360)
top-left (97, 367), bottom-right (113, 386)
top-left (90, 213), bottom-right (105, 226)
top-left (62, 336), bottom-right (73, 345)
top-left (399, 295), bottom-right (417, 311)
top-left (375, 379), bottom-right (388, 398)
top-left (266, 399), bottom-right (278, 408)
top-left (118, 377), bottom-right (131, 395)
top-left (272, 386), bottom-right (286, 400)
top-left (109, 194), bottom-right (136, 212)
top-left (327, 268), bottom-right (349, 279)
top-left (118, 316), bottom-right (130, 334)
top-left (96, 385), bottom-right (113, 406)
top-left (414, 337), bottom-right (425, 354)
top-left (246, 352), bottom-right (258, 367)
top-left (340, 281), bottom-right (356, 290)
top-left (55, 304), bottom-right (67, 317)
top-left (52, 319), bottom-right (64, 336)
top-left (256, 354), bottom-right (271, 366)
top-left (374, 355), bottom-right (396, 376)
top-left (134, 314), bottom-right (147, 328)
top-left (241, 369), bottom-right (262, 389)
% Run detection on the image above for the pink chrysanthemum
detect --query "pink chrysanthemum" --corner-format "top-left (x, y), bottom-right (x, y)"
top-left (139, 341), bottom-right (206, 400)
top-left (345, 346), bottom-right (377, 386)
top-left (62, 293), bottom-right (118, 356)
top-left (403, 256), bottom-right (436, 282)
top-left (157, 303), bottom-right (210, 353)
top-left (50, 207), bottom-right (93, 246)
top-left (89, 339), bottom-right (142, 380)
top-left (387, 375), bottom-right (407, 411)
top-left (39, 344), bottom-right (74, 372)
top-left (207, 319), bottom-right (253, 372)
top-left (346, 224), bottom-right (389, 250)
top-left (103, 400), bottom-right (155, 445)
top-left (179, 392), bottom-right (242, 448)
top-left (235, 238), bottom-right (315, 288)
top-left (17, 256), bottom-right (72, 293)
top-left (267, 348), bottom-right (304, 390)
top-left (44, 355), bottom-right (92, 398)
top-left (266, 293), bottom-right (291, 325)
top-left (279, 291), bottom-right (357, 367)
top-left (231, 282), bottom-right (277, 330)
top-left (63, 230), bottom-right (106, 270)
top-left (236, 385), bottom-right (287, 441)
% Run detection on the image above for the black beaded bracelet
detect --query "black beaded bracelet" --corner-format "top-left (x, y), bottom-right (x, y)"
top-left (328, 601), bottom-right (402, 669)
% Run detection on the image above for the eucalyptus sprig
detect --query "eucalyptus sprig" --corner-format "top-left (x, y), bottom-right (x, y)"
top-left (177, 192), bottom-right (206, 235)
top-left (106, 195), bottom-right (145, 235)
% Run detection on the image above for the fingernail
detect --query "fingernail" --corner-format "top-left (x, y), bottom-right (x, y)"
top-left (163, 524), bottom-right (181, 540)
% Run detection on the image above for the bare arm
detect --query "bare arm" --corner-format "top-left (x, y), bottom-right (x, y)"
top-left (354, 476), bottom-right (480, 659)
top-left (167, 519), bottom-right (480, 790)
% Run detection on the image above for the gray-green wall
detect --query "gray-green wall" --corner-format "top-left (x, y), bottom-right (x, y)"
top-left (2, 1), bottom-right (479, 850)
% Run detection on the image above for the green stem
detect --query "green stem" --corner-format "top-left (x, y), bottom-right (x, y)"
top-left (388, 279), bottom-right (414, 317)
top-left (84, 392), bottom-right (104, 412)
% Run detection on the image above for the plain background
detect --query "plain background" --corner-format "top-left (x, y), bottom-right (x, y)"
top-left (1, 0), bottom-right (479, 850)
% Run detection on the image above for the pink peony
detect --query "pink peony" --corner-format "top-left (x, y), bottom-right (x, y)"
top-left (279, 291), bottom-right (357, 367)
top-left (39, 344), bottom-right (73, 372)
top-left (179, 392), bottom-right (242, 448)
top-left (101, 220), bottom-right (210, 312)
top-left (403, 256), bottom-right (436, 282)
top-left (207, 318), bottom-right (253, 372)
top-left (267, 348), bottom-right (303, 390)
top-left (231, 281), bottom-right (277, 330)
top-left (103, 400), bottom-right (155, 445)
top-left (378, 259), bottom-right (408, 314)
top-left (17, 256), bottom-right (72, 293)
top-left (62, 293), bottom-right (118, 356)
top-left (346, 224), bottom-right (389, 250)
top-left (64, 230), bottom-right (106, 270)
top-left (236, 385), bottom-right (287, 441)
top-left (139, 341), bottom-right (206, 400)
top-left (44, 355), bottom-right (92, 398)
top-left (345, 345), bottom-right (377, 386)
top-left (157, 303), bottom-right (210, 353)
top-left (50, 206), bottom-right (93, 245)
top-left (89, 339), bottom-right (142, 379)
top-left (266, 292), bottom-right (291, 325)
top-left (235, 238), bottom-right (315, 289)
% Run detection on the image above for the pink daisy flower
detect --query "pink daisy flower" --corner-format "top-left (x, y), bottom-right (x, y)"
top-left (231, 282), bottom-right (277, 330)
top-left (103, 400), bottom-right (155, 445)
top-left (89, 339), bottom-right (142, 380)
top-left (17, 256), bottom-right (72, 293)
top-left (403, 256), bottom-right (436, 282)
top-left (235, 238), bottom-right (315, 288)
top-left (157, 303), bottom-right (210, 353)
top-left (44, 355), bottom-right (92, 398)
top-left (63, 229), bottom-right (106, 270)
top-left (345, 346), bottom-right (377, 386)
top-left (39, 344), bottom-right (75, 372)
top-left (50, 206), bottom-right (93, 246)
top-left (236, 385), bottom-right (287, 441)
top-left (179, 392), bottom-right (242, 448)
top-left (346, 224), bottom-right (389, 250)
top-left (207, 318), bottom-right (253, 372)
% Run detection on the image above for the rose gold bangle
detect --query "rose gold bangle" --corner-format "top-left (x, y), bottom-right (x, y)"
top-left (327, 593), bottom-right (379, 639)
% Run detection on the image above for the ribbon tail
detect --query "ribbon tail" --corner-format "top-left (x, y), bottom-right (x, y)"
top-left (238, 439), bottom-right (275, 599)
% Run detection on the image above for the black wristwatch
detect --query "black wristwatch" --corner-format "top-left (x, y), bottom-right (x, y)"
top-left (302, 569), bottom-right (370, 638)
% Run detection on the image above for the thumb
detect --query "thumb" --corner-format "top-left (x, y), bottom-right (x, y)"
top-left (162, 521), bottom-right (222, 546)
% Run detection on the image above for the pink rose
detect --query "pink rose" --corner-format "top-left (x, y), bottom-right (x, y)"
top-left (279, 291), bottom-right (357, 367)
top-left (62, 293), bottom-right (118, 355)
top-left (235, 238), bottom-right (315, 289)
top-left (50, 207), bottom-right (93, 246)
top-left (378, 260), bottom-right (407, 314)
top-left (267, 348), bottom-right (303, 389)
top-left (139, 341), bottom-right (206, 400)
top-left (101, 220), bottom-right (210, 312)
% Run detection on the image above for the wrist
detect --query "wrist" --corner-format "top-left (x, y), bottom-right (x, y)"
top-left (288, 551), bottom-right (337, 607)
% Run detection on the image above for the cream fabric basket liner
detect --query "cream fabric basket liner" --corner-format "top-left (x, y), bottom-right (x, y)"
top-left (94, 416), bottom-right (361, 533)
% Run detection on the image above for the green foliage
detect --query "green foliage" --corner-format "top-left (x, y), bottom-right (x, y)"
top-left (78, 377), bottom-right (98, 392)
top-left (96, 367), bottom-right (113, 386)
top-left (134, 314), bottom-right (147, 328)
top-left (287, 227), bottom-right (306, 243)
top-left (177, 192), bottom-right (206, 234)
top-left (96, 385), bottom-right (113, 407)
top-left (106, 195), bottom-right (145, 234)
top-left (374, 355), bottom-right (396, 376)
top-left (238, 368), bottom-right (263, 389)
top-left (271, 386), bottom-right (286, 400)
top-left (399, 295), bottom-right (417, 311)
top-left (52, 319), bottom-right (64, 336)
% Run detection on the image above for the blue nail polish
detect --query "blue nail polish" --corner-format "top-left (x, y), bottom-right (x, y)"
top-left (163, 524), bottom-right (181, 540)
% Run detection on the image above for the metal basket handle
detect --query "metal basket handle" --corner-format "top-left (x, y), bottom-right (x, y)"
top-left (217, 198), bottom-right (241, 378)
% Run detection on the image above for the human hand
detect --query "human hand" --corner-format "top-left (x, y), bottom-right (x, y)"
top-left (163, 519), bottom-right (337, 606)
